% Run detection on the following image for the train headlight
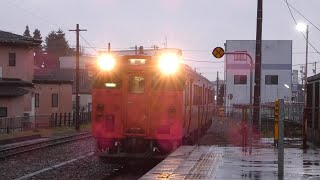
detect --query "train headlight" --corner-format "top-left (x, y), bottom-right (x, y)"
top-left (159, 53), bottom-right (181, 75)
top-left (97, 54), bottom-right (116, 71)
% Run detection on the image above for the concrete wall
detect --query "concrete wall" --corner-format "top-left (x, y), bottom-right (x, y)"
top-left (0, 47), bottom-right (34, 82)
top-left (34, 83), bottom-right (73, 115)
top-left (225, 40), bottom-right (292, 106)
top-left (59, 56), bottom-right (96, 69)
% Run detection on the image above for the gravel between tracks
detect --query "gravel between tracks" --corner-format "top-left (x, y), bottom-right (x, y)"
top-left (0, 137), bottom-right (97, 179)
top-left (28, 155), bottom-right (117, 180)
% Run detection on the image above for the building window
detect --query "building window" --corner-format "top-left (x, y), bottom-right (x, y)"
top-left (35, 93), bottom-right (39, 107)
top-left (234, 53), bottom-right (247, 61)
top-left (0, 107), bottom-right (7, 117)
top-left (9, 53), bottom-right (16, 66)
top-left (234, 75), bottom-right (247, 84)
top-left (265, 75), bottom-right (278, 85)
top-left (52, 94), bottom-right (58, 107)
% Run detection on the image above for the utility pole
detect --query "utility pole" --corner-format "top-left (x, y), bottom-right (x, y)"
top-left (253, 0), bottom-right (263, 126)
top-left (313, 62), bottom-right (317, 75)
top-left (108, 43), bottom-right (111, 53)
top-left (164, 35), bottom-right (168, 48)
top-left (216, 71), bottom-right (219, 106)
top-left (299, 66), bottom-right (305, 103)
top-left (69, 24), bottom-right (87, 131)
top-left (300, 66), bottom-right (305, 86)
top-left (303, 25), bottom-right (309, 149)
top-left (278, 99), bottom-right (284, 179)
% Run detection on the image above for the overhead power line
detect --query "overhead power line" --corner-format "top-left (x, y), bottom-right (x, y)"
top-left (183, 59), bottom-right (224, 63)
top-left (284, 0), bottom-right (320, 57)
top-left (79, 34), bottom-right (98, 53)
top-left (284, 1), bottom-right (320, 33)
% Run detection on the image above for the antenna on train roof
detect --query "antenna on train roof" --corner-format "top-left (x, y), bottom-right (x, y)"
top-left (163, 35), bottom-right (168, 48)
top-left (139, 46), bottom-right (144, 54)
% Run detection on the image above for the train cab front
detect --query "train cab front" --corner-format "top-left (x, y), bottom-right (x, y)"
top-left (91, 54), bottom-right (124, 156)
top-left (150, 54), bottom-right (185, 154)
top-left (90, 51), bottom-right (184, 162)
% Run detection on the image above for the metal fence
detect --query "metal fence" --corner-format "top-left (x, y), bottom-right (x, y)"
top-left (214, 103), bottom-right (304, 138)
top-left (0, 112), bottom-right (91, 134)
top-left (50, 112), bottom-right (91, 127)
top-left (217, 103), bottom-right (304, 124)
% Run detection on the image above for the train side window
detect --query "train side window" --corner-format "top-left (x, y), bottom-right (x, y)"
top-left (186, 82), bottom-right (190, 105)
top-left (200, 87), bottom-right (203, 105)
top-left (196, 85), bottom-right (199, 105)
top-left (129, 76), bottom-right (145, 93)
top-left (193, 85), bottom-right (196, 105)
top-left (205, 88), bottom-right (207, 104)
top-left (198, 86), bottom-right (200, 105)
top-left (197, 86), bottom-right (200, 105)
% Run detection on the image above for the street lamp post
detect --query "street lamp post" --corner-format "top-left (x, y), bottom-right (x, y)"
top-left (296, 23), bottom-right (309, 149)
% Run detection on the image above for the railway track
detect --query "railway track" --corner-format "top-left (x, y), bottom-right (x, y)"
top-left (0, 132), bottom-right (92, 159)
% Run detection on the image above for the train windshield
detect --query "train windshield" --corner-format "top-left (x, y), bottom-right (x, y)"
top-left (129, 76), bottom-right (145, 93)
top-left (92, 74), bottom-right (122, 89)
top-left (152, 76), bottom-right (184, 91)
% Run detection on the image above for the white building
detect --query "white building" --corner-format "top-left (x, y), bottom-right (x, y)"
top-left (59, 56), bottom-right (96, 112)
top-left (225, 40), bottom-right (292, 106)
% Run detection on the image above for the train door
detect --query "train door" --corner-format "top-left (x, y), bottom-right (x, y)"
top-left (125, 74), bottom-right (147, 135)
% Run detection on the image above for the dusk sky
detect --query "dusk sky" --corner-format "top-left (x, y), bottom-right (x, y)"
top-left (1, 0), bottom-right (319, 81)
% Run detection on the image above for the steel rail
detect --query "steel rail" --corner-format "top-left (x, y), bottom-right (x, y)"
top-left (0, 132), bottom-right (92, 159)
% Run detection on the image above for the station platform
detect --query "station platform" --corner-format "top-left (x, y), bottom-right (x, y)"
top-left (140, 145), bottom-right (320, 180)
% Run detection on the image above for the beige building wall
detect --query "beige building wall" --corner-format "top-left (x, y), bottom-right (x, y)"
top-left (23, 92), bottom-right (33, 113)
top-left (0, 47), bottom-right (34, 82)
top-left (0, 46), bottom-right (35, 118)
top-left (34, 83), bottom-right (72, 115)
top-left (0, 96), bottom-right (25, 117)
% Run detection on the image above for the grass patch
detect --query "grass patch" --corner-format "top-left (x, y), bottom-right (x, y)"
top-left (0, 122), bottom-right (92, 141)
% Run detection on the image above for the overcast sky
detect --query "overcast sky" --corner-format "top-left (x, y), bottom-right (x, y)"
top-left (1, 0), bottom-right (319, 81)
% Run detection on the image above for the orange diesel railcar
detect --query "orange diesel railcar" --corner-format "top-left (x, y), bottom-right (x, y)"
top-left (91, 49), bottom-right (214, 160)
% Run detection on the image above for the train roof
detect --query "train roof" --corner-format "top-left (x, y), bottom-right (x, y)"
top-left (308, 73), bottom-right (320, 83)
top-left (182, 64), bottom-right (212, 84)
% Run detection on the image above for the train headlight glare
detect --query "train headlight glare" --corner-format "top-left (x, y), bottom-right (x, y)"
top-left (159, 53), bottom-right (181, 74)
top-left (97, 54), bottom-right (116, 71)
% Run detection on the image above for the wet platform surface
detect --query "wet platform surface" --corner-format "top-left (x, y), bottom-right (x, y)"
top-left (141, 146), bottom-right (320, 180)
